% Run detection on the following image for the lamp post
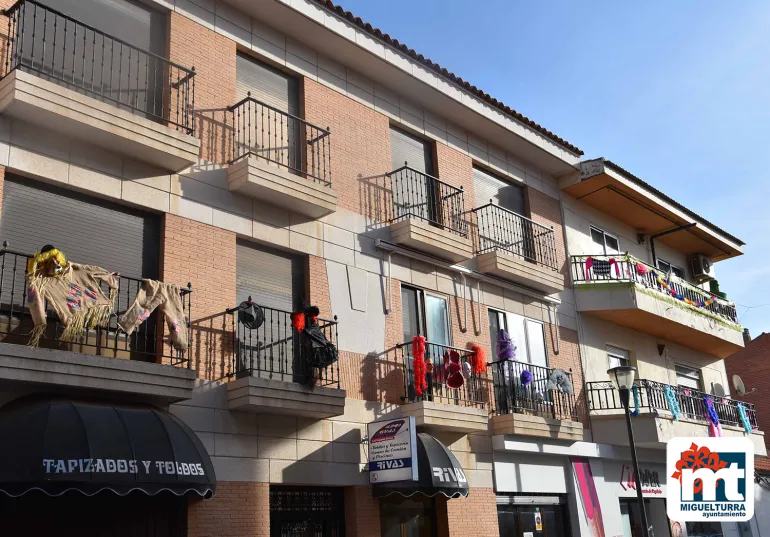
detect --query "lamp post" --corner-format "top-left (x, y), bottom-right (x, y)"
top-left (608, 365), bottom-right (651, 537)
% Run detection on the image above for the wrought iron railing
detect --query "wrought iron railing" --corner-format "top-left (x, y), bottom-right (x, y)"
top-left (571, 254), bottom-right (739, 323)
top-left (226, 302), bottom-right (340, 387)
top-left (0, 248), bottom-right (192, 367)
top-left (587, 380), bottom-right (758, 429)
top-left (473, 203), bottom-right (558, 270)
top-left (228, 95), bottom-right (332, 186)
top-left (398, 341), bottom-right (484, 408)
top-left (2, 0), bottom-right (196, 133)
top-left (388, 165), bottom-right (468, 237)
top-left (491, 360), bottom-right (578, 421)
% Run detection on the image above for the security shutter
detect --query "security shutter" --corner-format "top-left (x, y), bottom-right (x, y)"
top-left (389, 126), bottom-right (434, 174)
top-left (236, 52), bottom-right (299, 114)
top-left (473, 166), bottom-right (526, 214)
top-left (0, 175), bottom-right (160, 279)
top-left (236, 239), bottom-right (305, 312)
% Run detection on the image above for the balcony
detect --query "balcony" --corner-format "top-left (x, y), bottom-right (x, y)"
top-left (571, 254), bottom-right (743, 358)
top-left (386, 166), bottom-right (473, 263)
top-left (587, 380), bottom-right (766, 455)
top-left (0, 248), bottom-right (196, 404)
top-left (226, 96), bottom-right (337, 218)
top-left (223, 303), bottom-right (345, 419)
top-left (473, 203), bottom-right (563, 294)
top-left (0, 0), bottom-right (200, 171)
top-left (489, 360), bottom-right (583, 440)
top-left (395, 341), bottom-right (488, 433)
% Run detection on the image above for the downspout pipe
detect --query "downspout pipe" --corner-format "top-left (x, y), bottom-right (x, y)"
top-left (648, 223), bottom-right (697, 267)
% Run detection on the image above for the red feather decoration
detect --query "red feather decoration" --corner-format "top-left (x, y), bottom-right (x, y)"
top-left (291, 312), bottom-right (305, 332)
top-left (412, 336), bottom-right (427, 396)
top-left (469, 344), bottom-right (486, 374)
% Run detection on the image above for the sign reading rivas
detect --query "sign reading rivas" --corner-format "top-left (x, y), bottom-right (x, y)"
top-left (367, 417), bottom-right (418, 484)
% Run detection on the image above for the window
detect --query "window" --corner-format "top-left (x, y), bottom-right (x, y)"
top-left (401, 286), bottom-right (450, 346)
top-left (685, 521), bottom-right (724, 537)
top-left (390, 126), bottom-right (434, 175)
top-left (488, 309), bottom-right (547, 367)
top-left (675, 365), bottom-right (701, 391)
top-left (473, 166), bottom-right (526, 215)
top-left (657, 258), bottom-right (685, 279)
top-left (590, 226), bottom-right (620, 255)
top-left (607, 345), bottom-right (631, 369)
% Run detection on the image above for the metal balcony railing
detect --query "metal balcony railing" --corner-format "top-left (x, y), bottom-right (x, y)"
top-left (2, 0), bottom-right (196, 133)
top-left (571, 254), bottom-right (739, 324)
top-left (0, 248), bottom-right (192, 367)
top-left (398, 341), bottom-right (484, 408)
top-left (473, 203), bottom-right (558, 270)
top-left (228, 95), bottom-right (332, 187)
top-left (491, 359), bottom-right (578, 421)
top-left (587, 380), bottom-right (758, 430)
top-left (388, 165), bottom-right (468, 237)
top-left (226, 303), bottom-right (340, 388)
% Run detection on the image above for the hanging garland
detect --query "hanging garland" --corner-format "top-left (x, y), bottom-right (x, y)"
top-left (630, 385), bottom-right (640, 416)
top-left (704, 396), bottom-right (723, 437)
top-left (737, 402), bottom-right (752, 434)
top-left (652, 271), bottom-right (717, 308)
top-left (664, 385), bottom-right (681, 421)
top-left (468, 344), bottom-right (486, 374)
top-left (411, 336), bottom-right (428, 396)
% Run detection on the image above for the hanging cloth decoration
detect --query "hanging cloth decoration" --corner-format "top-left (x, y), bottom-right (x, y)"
top-left (704, 396), bottom-right (723, 437)
top-left (585, 257), bottom-right (620, 280)
top-left (118, 279), bottom-right (189, 352)
top-left (445, 350), bottom-right (464, 389)
top-left (664, 385), bottom-right (681, 421)
top-left (411, 336), bottom-right (428, 396)
top-left (497, 329), bottom-right (516, 361)
top-left (737, 402), bottom-right (752, 434)
top-left (652, 271), bottom-right (717, 309)
top-left (26, 246), bottom-right (117, 347)
top-left (520, 369), bottom-right (534, 387)
top-left (630, 385), bottom-right (641, 416)
top-left (468, 344), bottom-right (486, 374)
top-left (546, 368), bottom-right (574, 394)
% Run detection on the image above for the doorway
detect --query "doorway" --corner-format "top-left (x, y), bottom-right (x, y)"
top-left (270, 486), bottom-right (345, 537)
top-left (380, 495), bottom-right (437, 537)
top-left (497, 499), bottom-right (571, 537)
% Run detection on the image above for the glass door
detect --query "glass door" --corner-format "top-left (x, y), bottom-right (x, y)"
top-left (497, 503), bottom-right (570, 537)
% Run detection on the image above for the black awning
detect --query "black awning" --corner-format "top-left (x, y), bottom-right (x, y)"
top-left (0, 396), bottom-right (216, 498)
top-left (373, 433), bottom-right (469, 499)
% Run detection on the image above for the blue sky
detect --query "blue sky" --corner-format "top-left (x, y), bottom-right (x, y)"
top-left (338, 0), bottom-right (770, 337)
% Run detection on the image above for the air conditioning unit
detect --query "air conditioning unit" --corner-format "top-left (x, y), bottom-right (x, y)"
top-left (690, 253), bottom-right (715, 283)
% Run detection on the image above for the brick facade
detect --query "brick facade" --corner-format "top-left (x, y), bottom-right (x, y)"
top-left (436, 488), bottom-right (499, 537)
top-left (188, 482), bottom-right (270, 537)
top-left (345, 486), bottom-right (382, 537)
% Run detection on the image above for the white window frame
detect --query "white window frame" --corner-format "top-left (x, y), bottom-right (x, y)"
top-left (590, 225), bottom-right (620, 255)
top-left (489, 308), bottom-right (547, 367)
top-left (401, 285), bottom-right (452, 345)
top-left (657, 258), bottom-right (685, 279)
top-left (675, 364), bottom-right (702, 391)
top-left (606, 345), bottom-right (631, 370)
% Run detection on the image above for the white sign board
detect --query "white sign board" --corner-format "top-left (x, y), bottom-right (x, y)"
top-left (367, 417), bottom-right (418, 484)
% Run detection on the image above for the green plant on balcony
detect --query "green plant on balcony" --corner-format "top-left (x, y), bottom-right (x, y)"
top-left (710, 279), bottom-right (728, 300)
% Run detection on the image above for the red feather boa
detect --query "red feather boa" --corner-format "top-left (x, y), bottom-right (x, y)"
top-left (412, 336), bottom-right (428, 396)
top-left (291, 312), bottom-right (305, 332)
top-left (469, 344), bottom-right (486, 374)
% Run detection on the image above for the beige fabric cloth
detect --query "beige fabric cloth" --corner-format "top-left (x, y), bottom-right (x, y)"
top-left (118, 279), bottom-right (188, 352)
top-left (27, 263), bottom-right (118, 345)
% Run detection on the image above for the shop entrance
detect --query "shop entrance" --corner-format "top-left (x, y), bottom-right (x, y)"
top-left (0, 490), bottom-right (188, 537)
top-left (380, 495), bottom-right (437, 537)
top-left (269, 485), bottom-right (345, 537)
top-left (497, 496), bottom-right (571, 537)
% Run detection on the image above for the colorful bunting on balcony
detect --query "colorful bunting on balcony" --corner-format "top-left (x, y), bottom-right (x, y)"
top-left (469, 344), bottom-right (486, 374)
top-left (704, 396), bottom-right (723, 437)
top-left (665, 385), bottom-right (681, 421)
top-left (737, 402), bottom-right (753, 434)
top-left (652, 271), bottom-right (717, 308)
top-left (630, 385), bottom-right (641, 416)
top-left (411, 336), bottom-right (428, 396)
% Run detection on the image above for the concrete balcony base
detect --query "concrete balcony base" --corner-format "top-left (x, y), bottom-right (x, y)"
top-left (228, 155), bottom-right (337, 218)
top-left (490, 412), bottom-right (583, 441)
top-left (0, 341), bottom-right (196, 404)
top-left (389, 218), bottom-right (473, 263)
top-left (476, 250), bottom-right (564, 294)
top-left (398, 401), bottom-right (488, 433)
top-left (226, 376), bottom-right (346, 419)
top-left (0, 70), bottom-right (200, 171)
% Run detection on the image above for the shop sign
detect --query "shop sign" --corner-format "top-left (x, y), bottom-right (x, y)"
top-left (534, 512), bottom-right (543, 531)
top-left (619, 464), bottom-right (663, 495)
top-left (42, 458), bottom-right (208, 476)
top-left (367, 417), bottom-right (418, 484)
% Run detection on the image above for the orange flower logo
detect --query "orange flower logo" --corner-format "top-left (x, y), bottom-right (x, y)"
top-left (671, 442), bottom-right (728, 493)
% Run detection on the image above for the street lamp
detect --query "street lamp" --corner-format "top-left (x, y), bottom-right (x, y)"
top-left (608, 365), bottom-right (651, 537)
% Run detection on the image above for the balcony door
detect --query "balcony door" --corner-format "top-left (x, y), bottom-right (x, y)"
top-left (473, 166), bottom-right (531, 259)
top-left (23, 0), bottom-right (167, 119)
top-left (235, 53), bottom-right (301, 171)
top-left (390, 126), bottom-right (438, 224)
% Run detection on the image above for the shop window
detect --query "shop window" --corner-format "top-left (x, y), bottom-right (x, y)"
top-left (590, 226), bottom-right (620, 255)
top-left (496, 496), bottom-right (571, 537)
top-left (380, 495), bottom-right (437, 537)
top-left (657, 258), bottom-right (685, 279)
top-left (607, 345), bottom-right (631, 370)
top-left (270, 485), bottom-right (344, 537)
top-left (685, 521), bottom-right (724, 537)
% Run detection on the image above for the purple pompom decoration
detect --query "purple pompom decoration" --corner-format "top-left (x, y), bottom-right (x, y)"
top-left (520, 369), bottom-right (533, 386)
top-left (497, 329), bottom-right (516, 361)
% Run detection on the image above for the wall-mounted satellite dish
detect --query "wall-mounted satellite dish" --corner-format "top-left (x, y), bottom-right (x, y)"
top-left (733, 374), bottom-right (757, 396)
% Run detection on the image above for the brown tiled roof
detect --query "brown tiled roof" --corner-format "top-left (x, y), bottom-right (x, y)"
top-left (312, 0), bottom-right (584, 156)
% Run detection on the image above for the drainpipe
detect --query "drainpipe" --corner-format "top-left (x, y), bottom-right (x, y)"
top-left (385, 251), bottom-right (392, 314)
top-left (460, 273), bottom-right (468, 332)
top-left (649, 223), bottom-right (696, 267)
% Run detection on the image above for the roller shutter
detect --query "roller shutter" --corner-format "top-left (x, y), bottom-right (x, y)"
top-left (236, 52), bottom-right (299, 114)
top-left (389, 126), bottom-right (434, 174)
top-left (0, 175), bottom-right (160, 279)
top-left (235, 240), bottom-right (305, 312)
top-left (473, 166), bottom-right (526, 214)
